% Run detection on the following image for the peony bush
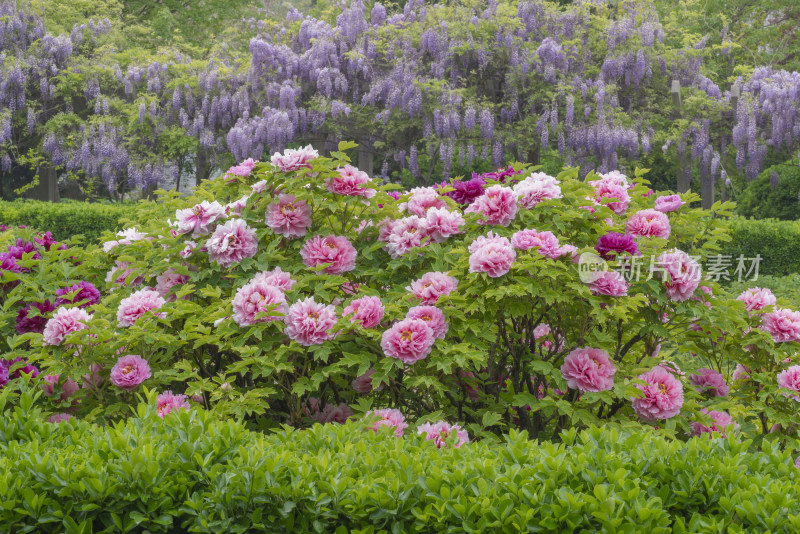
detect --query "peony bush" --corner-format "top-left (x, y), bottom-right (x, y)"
top-left (2, 142), bottom-right (800, 444)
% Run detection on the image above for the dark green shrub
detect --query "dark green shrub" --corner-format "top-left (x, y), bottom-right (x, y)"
top-left (1, 391), bottom-right (800, 533)
top-left (737, 163), bottom-right (800, 221)
top-left (0, 200), bottom-right (137, 242)
top-left (723, 217), bottom-right (800, 277)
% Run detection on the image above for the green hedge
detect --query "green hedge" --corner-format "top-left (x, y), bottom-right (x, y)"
top-left (724, 217), bottom-right (800, 277)
top-left (2, 396), bottom-right (799, 533)
top-left (0, 200), bottom-right (136, 242)
top-left (737, 162), bottom-right (800, 220)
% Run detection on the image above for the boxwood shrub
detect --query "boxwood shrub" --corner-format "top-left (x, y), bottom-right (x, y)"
top-left (0, 200), bottom-right (136, 242)
top-left (724, 217), bottom-right (800, 277)
top-left (2, 393), bottom-right (799, 534)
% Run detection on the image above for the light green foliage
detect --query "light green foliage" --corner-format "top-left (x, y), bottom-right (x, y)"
top-left (1, 390), bottom-right (800, 533)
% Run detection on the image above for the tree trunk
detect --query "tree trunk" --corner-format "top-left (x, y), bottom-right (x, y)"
top-left (26, 165), bottom-right (59, 202)
top-left (196, 149), bottom-right (207, 187)
top-left (700, 175), bottom-right (714, 209)
top-left (357, 148), bottom-right (374, 176)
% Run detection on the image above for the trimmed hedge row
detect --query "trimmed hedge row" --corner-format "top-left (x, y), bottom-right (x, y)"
top-left (723, 217), bottom-right (800, 278)
top-left (2, 395), bottom-right (799, 533)
top-left (0, 200), bottom-right (136, 242)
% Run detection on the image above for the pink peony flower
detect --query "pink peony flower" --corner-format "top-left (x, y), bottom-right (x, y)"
top-left (655, 194), bottom-right (684, 213)
top-left (690, 409), bottom-right (737, 438)
top-left (343, 296), bottom-right (385, 328)
top-left (82, 363), bottom-right (103, 391)
top-left (593, 181), bottom-right (630, 215)
top-left (225, 195), bottom-right (250, 217)
top-left (657, 249), bottom-right (701, 301)
top-left (310, 401), bottom-right (353, 424)
top-left (732, 363), bottom-right (750, 383)
top-left (284, 297), bottom-right (338, 346)
top-left (586, 270), bottom-right (628, 297)
top-left (226, 158), bottom-right (257, 178)
top-left (232, 280), bottom-right (288, 326)
top-left (102, 227), bottom-right (148, 252)
top-left (406, 305), bottom-right (448, 339)
top-left (270, 145), bottom-right (318, 172)
top-left (105, 260), bottom-right (144, 288)
top-left (48, 413), bottom-right (73, 423)
top-left (425, 207), bottom-right (465, 242)
top-left (465, 185), bottom-right (518, 226)
top-left (468, 232), bottom-right (516, 278)
top-left (156, 390), bottom-right (191, 418)
top-left (42, 374), bottom-right (79, 404)
top-left (631, 366), bottom-right (684, 422)
top-left (251, 180), bottom-right (268, 194)
top-left (327, 165), bottom-right (376, 198)
top-left (777, 365), bottom-right (800, 400)
top-left (762, 308), bottom-right (800, 342)
top-left (560, 347), bottom-right (616, 392)
top-left (533, 323), bottom-right (551, 340)
top-left (511, 229), bottom-right (563, 258)
top-left (117, 289), bottom-right (166, 327)
top-left (351, 369), bottom-right (385, 394)
top-left (109, 355), bottom-right (151, 391)
top-left (266, 194), bottom-right (312, 238)
top-left (381, 318), bottom-right (436, 364)
top-left (174, 201), bottom-right (227, 236)
top-left (383, 215), bottom-right (432, 257)
top-left (625, 209), bottom-right (671, 239)
top-left (689, 368), bottom-right (729, 397)
top-left (155, 269), bottom-right (189, 301)
top-left (365, 408), bottom-right (407, 437)
top-left (206, 219), bottom-right (259, 268)
top-left (407, 272), bottom-right (458, 305)
top-left (403, 187), bottom-right (448, 216)
top-left (737, 287), bottom-right (777, 312)
top-left (417, 421), bottom-right (469, 449)
top-left (301, 235), bottom-right (357, 275)
top-left (251, 267), bottom-right (296, 292)
top-left (179, 241), bottom-right (198, 259)
top-left (513, 172), bottom-right (562, 208)
top-left (42, 307), bottom-right (92, 346)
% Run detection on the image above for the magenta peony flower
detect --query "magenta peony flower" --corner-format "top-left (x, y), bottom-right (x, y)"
top-left (631, 367), bottom-right (684, 422)
top-left (156, 390), bottom-right (191, 418)
top-left (366, 408), bottom-right (407, 437)
top-left (655, 194), bottom-right (684, 213)
top-left (2, 357), bottom-right (39, 379)
top-left (465, 185), bottom-right (518, 226)
top-left (154, 270), bottom-right (190, 301)
top-left (351, 369), bottom-right (385, 394)
top-left (301, 235), bottom-right (357, 275)
top-left (206, 219), bottom-right (259, 269)
top-left (0, 366), bottom-right (8, 388)
top-left (690, 409), bottom-right (737, 438)
top-left (343, 296), bottom-right (385, 328)
top-left (762, 308), bottom-right (800, 342)
top-left (561, 347), bottom-right (616, 393)
top-left (595, 232), bottom-right (639, 260)
top-left (777, 365), bottom-right (800, 400)
top-left (43, 307), bottom-right (92, 345)
top-left (407, 272), bottom-right (458, 305)
top-left (689, 368), bottom-right (729, 397)
top-left (284, 297), bottom-right (338, 346)
top-left (56, 281), bottom-right (101, 308)
top-left (737, 287), bottom-right (777, 312)
top-left (444, 176), bottom-right (486, 205)
top-left (110, 355), bottom-right (151, 391)
top-left (468, 232), bottom-right (516, 278)
top-left (626, 209), bottom-right (671, 239)
top-left (417, 421), bottom-right (469, 449)
top-left (403, 187), bottom-right (448, 216)
top-left (327, 164), bottom-right (376, 198)
top-left (232, 280), bottom-right (287, 326)
top-left (513, 172), bottom-right (562, 208)
top-left (174, 201), bottom-right (226, 236)
top-left (16, 299), bottom-right (57, 335)
top-left (102, 227), bottom-right (148, 252)
top-left (657, 249), bottom-right (701, 301)
top-left (425, 207), bottom-right (465, 242)
top-left (117, 289), bottom-right (166, 327)
top-left (406, 305), bottom-right (448, 340)
top-left (383, 215), bottom-right (432, 257)
top-left (48, 413), bottom-right (73, 423)
top-left (34, 231), bottom-right (65, 251)
top-left (381, 318), bottom-right (436, 364)
top-left (251, 267), bottom-right (296, 292)
top-left (42, 374), bottom-right (79, 404)
top-left (586, 270), bottom-right (628, 297)
top-left (270, 145), bottom-right (318, 172)
top-left (310, 401), bottom-right (353, 424)
top-left (265, 194), bottom-right (312, 239)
